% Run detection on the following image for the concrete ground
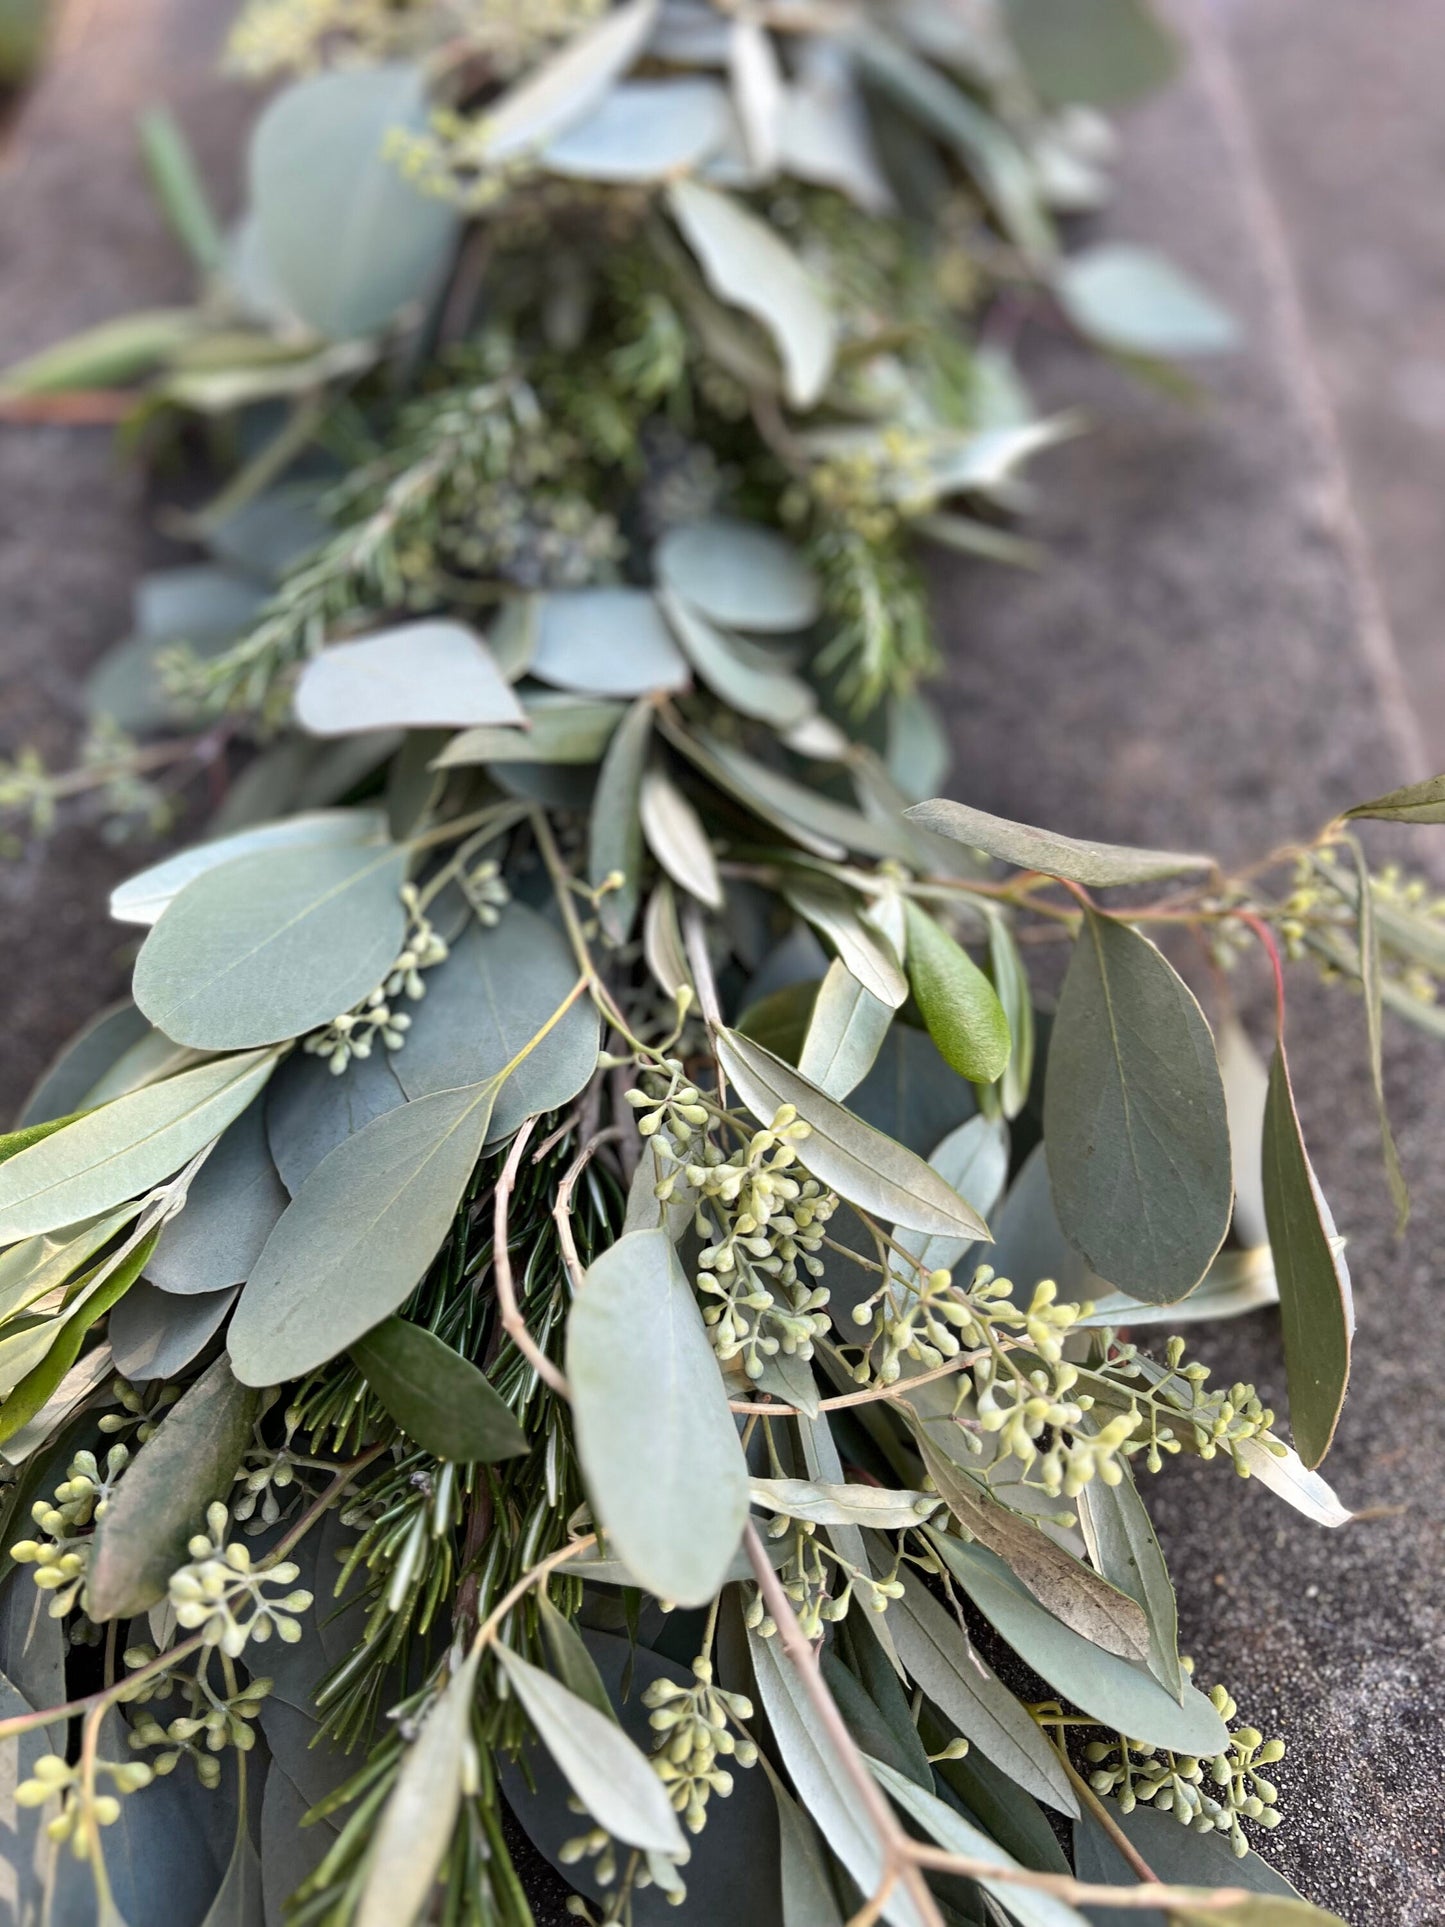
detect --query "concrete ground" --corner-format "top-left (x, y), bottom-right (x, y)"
top-left (2, 1), bottom-right (1443, 1921)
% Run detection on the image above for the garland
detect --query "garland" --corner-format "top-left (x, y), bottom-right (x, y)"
top-left (1, 5), bottom-right (1438, 1924)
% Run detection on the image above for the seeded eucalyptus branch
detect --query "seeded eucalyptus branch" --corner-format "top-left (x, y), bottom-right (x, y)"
top-left (0, 2), bottom-right (1416, 1925)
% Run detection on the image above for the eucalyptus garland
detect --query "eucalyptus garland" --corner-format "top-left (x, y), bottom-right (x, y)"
top-left (0, 5), bottom-right (1438, 1925)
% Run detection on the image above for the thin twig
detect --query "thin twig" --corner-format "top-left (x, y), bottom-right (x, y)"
top-left (552, 1126), bottom-right (626, 1296)
top-left (493, 1118), bottom-right (570, 1400)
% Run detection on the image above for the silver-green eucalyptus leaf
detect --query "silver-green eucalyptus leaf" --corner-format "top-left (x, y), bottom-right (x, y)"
top-left (589, 696), bottom-right (653, 944)
top-left (473, 0), bottom-right (659, 162)
top-left (1056, 243), bottom-right (1237, 356)
top-left (797, 958), bottom-right (893, 1098)
top-left (17, 1000), bottom-right (152, 1125)
top-left (567, 1227), bottom-right (748, 1606)
top-left (654, 518), bottom-right (821, 634)
top-left (147, 1097), bottom-right (288, 1295)
top-left (1076, 1459), bottom-right (1183, 1700)
top-left (530, 587), bottom-right (690, 697)
top-left (894, 1111), bottom-right (1010, 1278)
top-left (639, 766), bottom-right (723, 908)
top-left (1231, 1434), bottom-right (1352, 1528)
top-left (434, 694), bottom-right (624, 768)
top-left (904, 797), bottom-right (1213, 887)
top-left (1217, 1015), bottom-right (1271, 1250)
top-left (265, 1044), bottom-right (407, 1196)
top-left (108, 1282), bottom-right (237, 1383)
top-left (543, 76), bottom-right (730, 180)
top-left (110, 810), bottom-right (390, 929)
top-left (293, 621), bottom-right (525, 735)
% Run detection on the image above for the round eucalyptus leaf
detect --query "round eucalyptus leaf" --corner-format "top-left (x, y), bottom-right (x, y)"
top-left (530, 588), bottom-right (690, 697)
top-left (1056, 242), bottom-right (1237, 357)
top-left (293, 622), bottom-right (526, 736)
top-left (655, 518), bottom-right (820, 634)
top-left (475, 0), bottom-right (659, 163)
top-left (265, 1044), bottom-right (408, 1196)
top-left (111, 808), bottom-right (390, 929)
top-left (108, 1282), bottom-right (237, 1383)
top-left (543, 77), bottom-right (730, 180)
top-left (147, 1097), bottom-right (288, 1295)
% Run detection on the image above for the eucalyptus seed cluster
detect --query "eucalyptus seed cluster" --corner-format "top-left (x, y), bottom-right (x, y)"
top-left (745, 1516), bottom-right (905, 1642)
top-left (628, 1070), bottom-right (835, 1380)
top-left (1095, 1336), bottom-right (1280, 1476)
top-left (166, 1504), bottom-right (313, 1657)
top-left (10, 1445), bottom-right (131, 1619)
top-left (14, 1753), bottom-right (153, 1855)
top-left (641, 1656), bottom-right (758, 1836)
top-left (122, 1650), bottom-right (272, 1787)
top-left (1085, 1679), bottom-right (1286, 1858)
top-left (96, 1374), bottom-right (180, 1442)
top-left (303, 883), bottom-right (450, 1073)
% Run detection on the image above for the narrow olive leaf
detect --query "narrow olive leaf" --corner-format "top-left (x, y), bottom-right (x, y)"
top-left (0, 307), bottom-right (201, 397)
top-left (797, 959), bottom-right (892, 1098)
top-left (890, 1574), bottom-right (1077, 1814)
top-left (249, 63), bottom-right (459, 340)
top-left (657, 585), bottom-right (815, 725)
top-left (588, 697), bottom-right (653, 945)
top-left (1056, 244), bottom-right (1237, 356)
top-left (985, 911), bottom-right (1035, 1121)
top-left (762, 1759), bottom-right (844, 1927)
top-left (1232, 1434), bottom-right (1352, 1527)
top-left (668, 178), bottom-right (836, 408)
top-left (1262, 1040), bottom-right (1354, 1469)
top-left (0, 1232), bottom-right (158, 1446)
top-left (654, 518), bottom-right (821, 635)
top-left (904, 798), bottom-right (1213, 888)
top-left (1171, 1903), bottom-right (1346, 1927)
top-left (568, 1229), bottom-right (747, 1605)
top-left (473, 0), bottom-right (658, 161)
top-left (747, 1627), bottom-right (928, 1927)
top-left (147, 1098), bottom-right (288, 1295)
top-left (748, 1478), bottom-right (939, 1531)
top-left (1077, 1460), bottom-right (1183, 1701)
top-left (530, 587), bottom-right (690, 696)
top-left (110, 809), bottom-right (389, 928)
top-left (0, 1050), bottom-right (277, 1244)
top-left (496, 1646), bottom-right (686, 1856)
top-left (644, 879), bottom-right (693, 1000)
top-left (87, 1356), bottom-right (259, 1619)
top-left (435, 695), bottom-right (624, 767)
top-left (1344, 771), bottom-right (1445, 823)
top-left (536, 1594), bottom-right (612, 1720)
top-left (1216, 1015), bottom-right (1272, 1250)
top-left (639, 767), bottom-right (723, 909)
top-left (716, 1028), bottom-right (990, 1242)
top-left (910, 1431), bottom-right (1150, 1664)
top-left (229, 1081), bottom-right (497, 1386)
top-left (929, 1532), bottom-right (1229, 1757)
top-left (349, 1317), bottom-right (527, 1462)
top-left (134, 841), bottom-right (409, 1051)
top-left (903, 900), bottom-right (1011, 1083)
top-left (0, 1112), bottom-right (80, 1168)
top-left (1344, 837), bottom-right (1409, 1230)
top-left (294, 622), bottom-right (525, 735)
top-left (355, 1651), bottom-right (480, 1927)
top-left (1044, 911), bottom-right (1232, 1303)
top-left (786, 884), bottom-right (907, 1009)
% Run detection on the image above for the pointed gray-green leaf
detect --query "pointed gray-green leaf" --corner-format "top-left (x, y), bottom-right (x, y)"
top-left (147, 1098), bottom-right (288, 1295)
top-left (266, 1045), bottom-right (407, 1196)
top-left (134, 841), bottom-right (409, 1050)
top-left (869, 1758), bottom-right (1088, 1927)
top-left (1073, 1800), bottom-right (1306, 1927)
top-left (392, 907), bottom-right (598, 1138)
top-left (1008, 0), bottom-right (1179, 107)
top-left (197, 1821), bottom-right (264, 1927)
top-left (1217, 1014), bottom-right (1272, 1250)
top-left (894, 1112), bottom-right (1010, 1278)
top-left (1044, 911), bottom-right (1231, 1303)
top-left (639, 766), bottom-right (723, 908)
top-left (644, 879), bottom-right (692, 1001)
top-left (1344, 770), bottom-right (1445, 824)
top-left (109, 1282), bottom-right (237, 1383)
top-left (657, 586), bottom-right (815, 725)
top-left (786, 884), bottom-right (907, 1009)
top-left (797, 959), bottom-right (892, 1099)
top-left (473, 0), bottom-right (658, 161)
top-left (249, 63), bottom-right (459, 339)
top-left (229, 1081), bottom-right (497, 1386)
top-left (589, 697), bottom-right (653, 944)
top-left (654, 518), bottom-right (821, 634)
top-left (1077, 1459), bottom-right (1182, 1700)
top-left (536, 1593), bottom-right (613, 1720)
top-left (496, 1646), bottom-right (686, 1856)
top-left (668, 726), bottom-right (917, 862)
top-left (1056, 244), bottom-right (1236, 356)
top-left (716, 1028), bottom-right (990, 1242)
top-left (903, 900), bottom-right (1011, 1083)
top-left (985, 911), bottom-right (1035, 1120)
top-left (350, 1316), bottom-right (527, 1462)
top-left (355, 1651), bottom-right (480, 1927)
top-left (567, 1228), bottom-right (748, 1606)
top-left (930, 1532), bottom-right (1229, 1756)
top-left (435, 694), bottom-right (625, 767)
top-left (530, 587), bottom-right (690, 697)
top-left (294, 622), bottom-right (525, 735)
top-left (1262, 1040), bottom-right (1353, 1469)
top-left (18, 1000), bottom-right (151, 1123)
top-left (890, 1574), bottom-right (1078, 1814)
top-left (543, 75), bottom-right (730, 180)
top-left (748, 1625), bottom-right (926, 1927)
top-left (764, 1761), bottom-right (844, 1927)
top-left (1344, 837), bottom-right (1409, 1229)
top-left (1232, 1435), bottom-right (1352, 1527)
top-left (904, 799), bottom-right (1212, 888)
top-left (110, 809), bottom-right (390, 928)
top-left (88, 1355), bottom-right (260, 1619)
top-left (0, 1050), bottom-right (277, 1244)
top-left (748, 1478), bottom-right (939, 1531)
top-left (668, 179), bottom-right (836, 407)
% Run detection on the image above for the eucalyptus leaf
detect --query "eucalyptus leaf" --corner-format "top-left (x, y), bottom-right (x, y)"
top-left (496, 1645), bottom-right (686, 1855)
top-left (1044, 911), bottom-right (1232, 1303)
top-left (147, 1098), bottom-right (288, 1295)
top-left (355, 1651), bottom-right (481, 1927)
top-left (589, 697), bottom-right (653, 943)
top-left (134, 841), bottom-right (409, 1050)
top-left (668, 178), bottom-right (836, 408)
top-left (797, 959), bottom-right (893, 1098)
top-left (249, 63), bottom-right (459, 340)
top-left (265, 1044), bottom-right (407, 1196)
top-left (197, 1823), bottom-right (265, 1927)
top-left (781, 43), bottom-right (892, 213)
top-left (786, 883), bottom-right (907, 1009)
top-left (0, 1050), bottom-right (277, 1244)
top-left (1076, 1460), bottom-right (1182, 1700)
top-left (716, 1027), bottom-right (991, 1242)
top-left (543, 76), bottom-right (730, 179)
top-left (0, 1231), bottom-right (158, 1445)
top-left (849, 1021), bottom-right (978, 1156)
top-left (1057, 244), bottom-right (1236, 356)
top-left (531, 588), bottom-right (690, 697)
top-left (1006, 0), bottom-right (1179, 107)
top-left (229, 1080), bottom-right (498, 1385)
top-left (18, 1001), bottom-right (152, 1126)
top-left (294, 622), bottom-right (525, 735)
top-left (748, 1477), bottom-right (939, 1531)
top-left (890, 1573), bottom-right (1077, 1813)
top-left (1343, 838), bottom-right (1408, 1228)
top-left (350, 1316), bottom-right (528, 1461)
top-left (765, 1761), bottom-right (845, 1927)
top-left (904, 799), bottom-right (1212, 887)
top-left (1072, 1799), bottom-right (1308, 1927)
top-left (88, 1355), bottom-right (260, 1619)
top-left (1344, 771), bottom-right (1445, 824)
top-left (1232, 1435), bottom-right (1351, 1527)
top-left (110, 810), bottom-right (390, 929)
top-left (654, 518), bottom-right (821, 635)
top-left (434, 695), bottom-right (624, 768)
top-left (894, 1112), bottom-right (1010, 1278)
top-left (904, 900), bottom-right (1011, 1083)
top-left (657, 586), bottom-right (815, 727)
top-left (1262, 1040), bottom-right (1353, 1469)
top-left (567, 1228), bottom-right (748, 1605)
top-left (1216, 1016), bottom-right (1272, 1251)
top-left (929, 1533), bottom-right (1229, 1756)
top-left (109, 1283), bottom-right (237, 1382)
top-left (474, 0), bottom-right (659, 162)
top-left (639, 767), bottom-right (723, 908)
